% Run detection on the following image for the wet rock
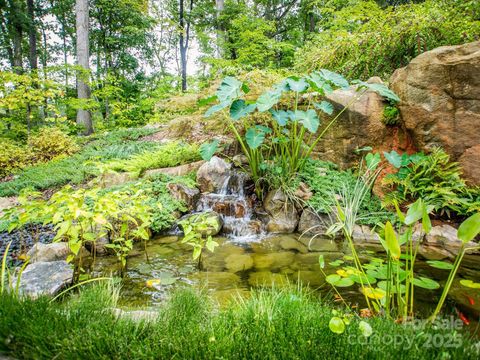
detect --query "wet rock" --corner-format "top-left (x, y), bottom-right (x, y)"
top-left (178, 211), bottom-right (223, 236)
top-left (252, 252), bottom-right (295, 271)
top-left (279, 235), bottom-right (308, 254)
top-left (418, 245), bottom-right (451, 261)
top-left (425, 224), bottom-right (478, 256)
top-left (352, 225), bottom-right (384, 252)
top-left (196, 156), bottom-right (231, 193)
top-left (191, 271), bottom-right (240, 288)
top-left (263, 189), bottom-right (299, 233)
top-left (248, 271), bottom-right (289, 287)
top-left (298, 210), bottom-right (331, 236)
top-left (27, 243), bottom-right (89, 263)
top-left (232, 154), bottom-right (249, 167)
top-left (167, 183), bottom-right (200, 210)
top-left (145, 160), bottom-right (205, 178)
top-left (391, 41), bottom-right (480, 185)
top-left (19, 261), bottom-right (73, 298)
top-left (224, 254), bottom-right (254, 273)
top-left (293, 270), bottom-right (325, 287)
top-left (298, 236), bottom-right (339, 252)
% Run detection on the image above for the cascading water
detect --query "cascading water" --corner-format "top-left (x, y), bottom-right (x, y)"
top-left (196, 169), bottom-right (264, 242)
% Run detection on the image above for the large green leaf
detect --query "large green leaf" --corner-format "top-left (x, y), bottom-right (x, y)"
top-left (314, 101), bottom-right (334, 115)
top-left (405, 199), bottom-right (424, 225)
top-left (356, 81), bottom-right (400, 103)
top-left (286, 77), bottom-right (309, 92)
top-left (426, 260), bottom-right (454, 270)
top-left (307, 72), bottom-right (333, 94)
top-left (270, 110), bottom-right (290, 126)
top-left (205, 101), bottom-right (230, 117)
top-left (256, 90), bottom-right (281, 112)
top-left (329, 317), bottom-right (346, 334)
top-left (384, 221), bottom-right (400, 260)
top-left (245, 128), bottom-right (265, 149)
top-left (295, 109), bottom-right (319, 133)
top-left (216, 76), bottom-right (244, 102)
top-left (457, 213), bottom-right (480, 243)
top-left (413, 276), bottom-right (440, 290)
top-left (230, 99), bottom-right (256, 120)
top-left (460, 279), bottom-right (480, 289)
top-left (199, 140), bottom-right (219, 161)
top-left (320, 69), bottom-right (349, 89)
top-left (383, 150), bottom-right (402, 168)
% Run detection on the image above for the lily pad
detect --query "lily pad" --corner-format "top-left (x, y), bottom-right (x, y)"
top-left (361, 287), bottom-right (386, 300)
top-left (413, 276), bottom-right (440, 290)
top-left (329, 317), bottom-right (346, 334)
top-left (426, 260), bottom-right (454, 270)
top-left (459, 279), bottom-right (480, 289)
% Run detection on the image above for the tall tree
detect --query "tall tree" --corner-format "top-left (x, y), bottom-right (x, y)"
top-left (75, 0), bottom-right (93, 134)
top-left (179, 0), bottom-right (193, 92)
top-left (27, 0), bottom-right (37, 70)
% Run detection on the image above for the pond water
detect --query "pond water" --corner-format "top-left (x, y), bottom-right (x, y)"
top-left (91, 233), bottom-right (480, 321)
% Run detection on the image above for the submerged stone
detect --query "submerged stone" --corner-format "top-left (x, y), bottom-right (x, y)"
top-left (248, 271), bottom-right (289, 287)
top-left (252, 252), bottom-right (295, 271)
top-left (191, 271), bottom-right (241, 288)
top-left (224, 253), bottom-right (254, 273)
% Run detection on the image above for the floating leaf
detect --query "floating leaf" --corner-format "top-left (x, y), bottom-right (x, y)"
top-left (413, 276), bottom-right (440, 290)
top-left (329, 260), bottom-right (344, 267)
top-left (314, 101), bottom-right (334, 115)
top-left (326, 274), bottom-right (354, 287)
top-left (362, 287), bottom-right (386, 300)
top-left (377, 280), bottom-right (406, 294)
top-left (230, 99), bottom-right (256, 120)
top-left (199, 140), bottom-right (219, 161)
top-left (359, 321), bottom-right (373, 337)
top-left (329, 317), bottom-right (346, 334)
top-left (459, 279), bottom-right (480, 289)
top-left (426, 260), bottom-right (454, 270)
top-left (457, 213), bottom-right (480, 243)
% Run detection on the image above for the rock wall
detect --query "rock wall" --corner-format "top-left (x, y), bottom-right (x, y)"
top-left (391, 41), bottom-right (480, 185)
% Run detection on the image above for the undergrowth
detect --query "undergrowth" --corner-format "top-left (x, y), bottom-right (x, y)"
top-left (0, 284), bottom-right (478, 359)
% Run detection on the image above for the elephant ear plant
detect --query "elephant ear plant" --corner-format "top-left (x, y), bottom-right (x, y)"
top-left (203, 71), bottom-right (399, 197)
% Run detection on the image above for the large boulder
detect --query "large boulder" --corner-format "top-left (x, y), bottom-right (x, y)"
top-left (19, 261), bottom-right (73, 298)
top-left (27, 243), bottom-right (89, 263)
top-left (196, 156), bottom-right (231, 193)
top-left (391, 41), bottom-right (480, 185)
top-left (167, 183), bottom-right (200, 210)
top-left (313, 77), bottom-right (401, 168)
top-left (263, 189), bottom-right (299, 233)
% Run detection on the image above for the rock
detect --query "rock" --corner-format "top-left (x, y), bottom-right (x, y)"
top-left (196, 156), bottom-right (231, 193)
top-left (293, 270), bottom-right (325, 287)
top-left (279, 235), bottom-right (308, 253)
top-left (144, 160), bottom-right (205, 178)
top-left (178, 211), bottom-right (223, 236)
top-left (459, 144), bottom-right (480, 186)
top-left (390, 41), bottom-right (480, 185)
top-left (232, 154), bottom-right (249, 167)
top-left (191, 271), bottom-right (240, 288)
top-left (224, 254), bottom-right (254, 273)
top-left (0, 196), bottom-right (17, 216)
top-left (27, 243), bottom-right (88, 263)
top-left (312, 82), bottom-right (394, 169)
top-left (298, 236), bottom-right (339, 252)
top-left (418, 245), bottom-right (451, 261)
top-left (19, 261), bottom-right (73, 298)
top-left (425, 224), bottom-right (478, 256)
top-left (293, 182), bottom-right (313, 201)
top-left (263, 189), bottom-right (299, 233)
top-left (293, 252), bottom-right (344, 271)
top-left (252, 252), bottom-right (295, 271)
top-left (100, 172), bottom-right (135, 188)
top-left (297, 210), bottom-right (331, 236)
top-left (167, 183), bottom-right (200, 210)
top-left (248, 271), bottom-right (289, 287)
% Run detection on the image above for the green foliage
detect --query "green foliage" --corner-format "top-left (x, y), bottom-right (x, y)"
top-left (383, 148), bottom-right (480, 216)
top-left (0, 140), bottom-right (33, 178)
top-left (382, 105), bottom-right (400, 126)
top-left (205, 71), bottom-right (398, 197)
top-left (300, 160), bottom-right (392, 226)
top-left (0, 286), bottom-right (478, 359)
top-left (0, 127), bottom-right (159, 197)
top-left (106, 141), bottom-right (200, 177)
top-left (296, 0), bottom-right (480, 79)
top-left (28, 127), bottom-right (79, 162)
top-left (179, 213), bottom-right (220, 265)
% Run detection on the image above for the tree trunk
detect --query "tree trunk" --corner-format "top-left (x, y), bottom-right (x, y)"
top-left (75, 0), bottom-right (93, 135)
top-left (215, 0), bottom-right (224, 58)
top-left (8, 0), bottom-right (23, 73)
top-left (179, 0), bottom-right (193, 92)
top-left (27, 0), bottom-right (37, 70)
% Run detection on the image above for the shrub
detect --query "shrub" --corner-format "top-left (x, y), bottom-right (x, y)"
top-left (382, 105), bottom-right (400, 126)
top-left (0, 140), bottom-right (32, 178)
top-left (29, 127), bottom-right (79, 162)
top-left (295, 0), bottom-right (480, 79)
top-left (383, 148), bottom-right (480, 216)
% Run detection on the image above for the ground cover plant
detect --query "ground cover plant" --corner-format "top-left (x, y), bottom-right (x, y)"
top-left (0, 284), bottom-right (479, 360)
